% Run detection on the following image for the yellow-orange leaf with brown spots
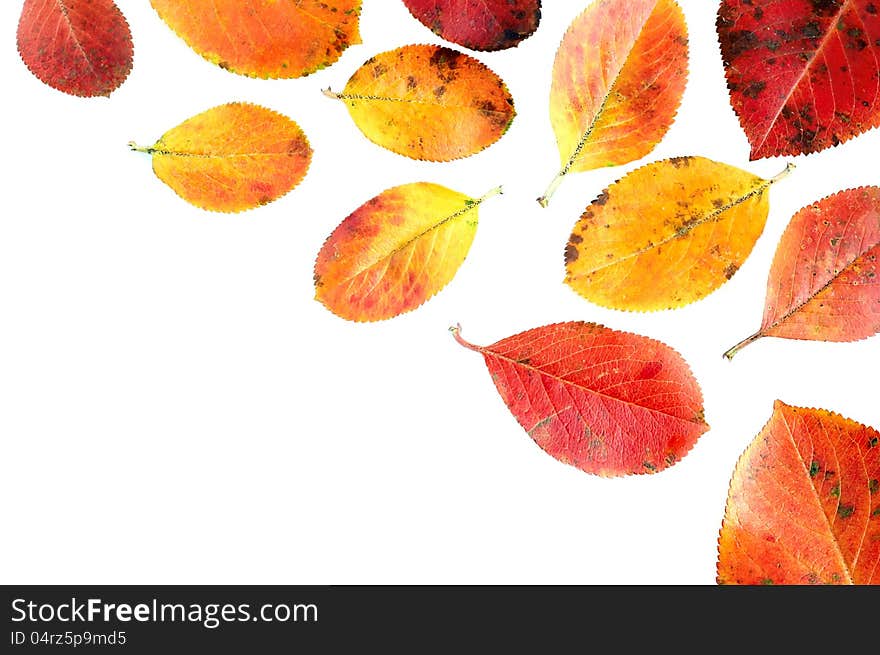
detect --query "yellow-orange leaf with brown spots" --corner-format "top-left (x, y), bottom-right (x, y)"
top-left (325, 44), bottom-right (515, 161)
top-left (718, 401), bottom-right (880, 585)
top-left (130, 103), bottom-right (312, 213)
top-left (539, 0), bottom-right (688, 207)
top-left (314, 183), bottom-right (501, 322)
top-left (564, 156), bottom-right (792, 312)
top-left (150, 0), bottom-right (361, 79)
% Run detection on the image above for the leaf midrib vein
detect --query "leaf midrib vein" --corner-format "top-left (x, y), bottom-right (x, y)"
top-left (336, 199), bottom-right (482, 288)
top-left (571, 176), bottom-right (776, 280)
top-left (779, 410), bottom-right (855, 584)
top-left (485, 347), bottom-right (704, 427)
top-left (762, 218), bottom-right (879, 337)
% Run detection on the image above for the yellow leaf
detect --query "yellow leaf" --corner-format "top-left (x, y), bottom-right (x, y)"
top-left (130, 103), bottom-right (313, 213)
top-left (565, 157), bottom-right (793, 311)
top-left (315, 183), bottom-right (501, 322)
top-left (326, 44), bottom-right (515, 161)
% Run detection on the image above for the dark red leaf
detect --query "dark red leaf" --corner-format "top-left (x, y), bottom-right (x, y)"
top-left (402, 0), bottom-right (541, 51)
top-left (17, 0), bottom-right (133, 97)
top-left (718, 0), bottom-right (880, 159)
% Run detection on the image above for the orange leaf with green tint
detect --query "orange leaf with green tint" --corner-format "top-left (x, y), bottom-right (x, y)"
top-left (539, 0), bottom-right (688, 207)
top-left (718, 401), bottom-right (880, 585)
top-left (150, 0), bottom-right (361, 79)
top-left (325, 45), bottom-right (515, 161)
top-left (725, 187), bottom-right (880, 359)
top-left (402, 0), bottom-right (542, 51)
top-left (452, 322), bottom-right (708, 477)
top-left (17, 0), bottom-right (133, 97)
top-left (565, 157), bottom-right (793, 311)
top-left (314, 183), bottom-right (501, 322)
top-left (130, 103), bottom-right (312, 213)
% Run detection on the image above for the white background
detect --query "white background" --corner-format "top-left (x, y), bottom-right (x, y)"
top-left (1, 1), bottom-right (877, 585)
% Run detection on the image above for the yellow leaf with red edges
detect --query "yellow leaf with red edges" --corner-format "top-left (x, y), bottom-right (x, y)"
top-left (539, 0), bottom-right (688, 207)
top-left (131, 103), bottom-right (313, 213)
top-left (718, 401), bottom-right (880, 585)
top-left (326, 45), bottom-right (515, 161)
top-left (565, 157), bottom-right (792, 311)
top-left (150, 0), bottom-right (361, 79)
top-left (314, 183), bottom-right (501, 322)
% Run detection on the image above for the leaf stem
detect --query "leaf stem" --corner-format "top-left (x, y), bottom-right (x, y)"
top-left (537, 171), bottom-right (565, 208)
top-left (723, 332), bottom-right (763, 360)
top-left (449, 324), bottom-right (482, 352)
top-left (128, 141), bottom-right (153, 154)
top-left (322, 88), bottom-right (341, 100)
top-left (478, 186), bottom-right (503, 203)
top-left (770, 162), bottom-right (796, 184)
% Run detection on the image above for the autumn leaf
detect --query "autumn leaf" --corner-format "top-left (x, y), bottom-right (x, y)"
top-left (718, 401), bottom-right (880, 585)
top-left (452, 322), bottom-right (708, 477)
top-left (538, 0), bottom-right (688, 207)
top-left (725, 187), bottom-right (880, 359)
top-left (401, 0), bottom-right (541, 51)
top-left (149, 0), bottom-right (361, 79)
top-left (565, 157), bottom-right (793, 312)
top-left (315, 183), bottom-right (501, 322)
top-left (324, 45), bottom-right (515, 161)
top-left (17, 0), bottom-right (133, 97)
top-left (129, 103), bottom-right (312, 213)
top-left (718, 0), bottom-right (880, 160)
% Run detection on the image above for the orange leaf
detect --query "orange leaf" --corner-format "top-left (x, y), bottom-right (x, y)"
top-left (725, 187), bottom-right (880, 359)
top-left (539, 0), bottom-right (688, 207)
top-left (314, 183), bottom-right (501, 322)
top-left (149, 0), bottom-right (361, 79)
top-left (565, 157), bottom-right (793, 311)
top-left (326, 45), bottom-right (515, 161)
top-left (718, 401), bottom-right (880, 585)
top-left (453, 322), bottom-right (708, 477)
top-left (130, 103), bottom-right (312, 213)
top-left (17, 0), bottom-right (133, 97)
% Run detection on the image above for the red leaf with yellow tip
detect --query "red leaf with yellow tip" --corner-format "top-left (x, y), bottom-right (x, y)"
top-left (130, 103), bottom-right (312, 213)
top-left (452, 322), bottom-right (708, 477)
top-left (17, 0), bottom-right (133, 97)
top-left (314, 183), bottom-right (501, 322)
top-left (539, 0), bottom-right (688, 207)
top-left (718, 0), bottom-right (880, 159)
top-left (326, 44), bottom-right (515, 161)
top-left (725, 187), bottom-right (880, 359)
top-left (150, 0), bottom-right (361, 79)
top-left (401, 0), bottom-right (541, 51)
top-left (718, 401), bottom-right (880, 585)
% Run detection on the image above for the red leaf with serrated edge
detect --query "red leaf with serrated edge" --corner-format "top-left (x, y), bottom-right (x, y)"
top-left (718, 401), bottom-right (880, 585)
top-left (718, 0), bottom-right (880, 159)
top-left (17, 0), bottom-right (133, 97)
top-left (725, 187), bottom-right (880, 358)
top-left (452, 322), bottom-right (708, 477)
top-left (402, 0), bottom-right (541, 51)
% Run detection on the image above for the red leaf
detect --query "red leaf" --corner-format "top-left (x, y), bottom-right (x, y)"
top-left (453, 322), bottom-right (708, 477)
top-left (17, 0), bottom-right (133, 97)
top-left (725, 187), bottom-right (880, 358)
top-left (402, 0), bottom-right (541, 51)
top-left (718, 0), bottom-right (880, 159)
top-left (718, 401), bottom-right (880, 585)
